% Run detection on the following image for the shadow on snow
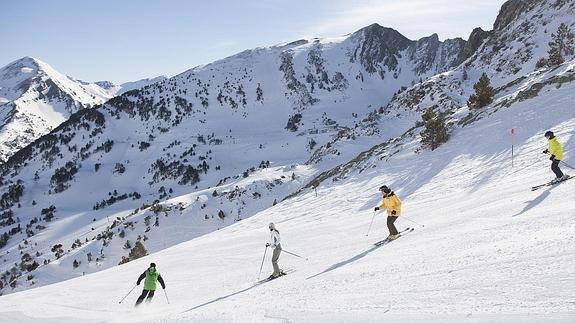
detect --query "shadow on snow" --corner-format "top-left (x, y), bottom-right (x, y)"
top-left (512, 184), bottom-right (558, 217)
top-left (306, 245), bottom-right (382, 280)
top-left (180, 279), bottom-right (268, 313)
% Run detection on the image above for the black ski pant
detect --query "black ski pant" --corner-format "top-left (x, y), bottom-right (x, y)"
top-left (387, 216), bottom-right (399, 235)
top-left (551, 159), bottom-right (564, 178)
top-left (135, 289), bottom-right (155, 305)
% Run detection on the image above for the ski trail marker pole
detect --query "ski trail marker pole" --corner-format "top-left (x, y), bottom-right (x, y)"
top-left (119, 285), bottom-right (137, 304)
top-left (511, 128), bottom-right (515, 168)
top-left (163, 289), bottom-right (170, 304)
top-left (401, 215), bottom-right (425, 228)
top-left (282, 249), bottom-right (308, 261)
top-left (257, 245), bottom-right (268, 280)
top-left (366, 210), bottom-right (376, 236)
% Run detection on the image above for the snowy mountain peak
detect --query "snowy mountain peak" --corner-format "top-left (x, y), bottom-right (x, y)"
top-left (0, 56), bottom-right (166, 162)
top-left (5, 56), bottom-right (41, 69)
top-left (0, 57), bottom-right (111, 161)
top-left (351, 23), bottom-right (413, 56)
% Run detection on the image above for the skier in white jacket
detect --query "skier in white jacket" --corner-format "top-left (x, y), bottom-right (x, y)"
top-left (266, 222), bottom-right (284, 279)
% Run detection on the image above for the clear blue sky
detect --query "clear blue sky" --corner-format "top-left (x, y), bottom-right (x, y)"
top-left (0, 0), bottom-right (507, 84)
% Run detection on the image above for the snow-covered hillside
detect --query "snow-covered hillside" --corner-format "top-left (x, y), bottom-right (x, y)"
top-left (0, 0), bottom-right (573, 304)
top-left (0, 54), bottom-right (573, 321)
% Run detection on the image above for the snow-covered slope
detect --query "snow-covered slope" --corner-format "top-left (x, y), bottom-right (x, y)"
top-left (0, 57), bottom-right (573, 321)
top-left (0, 57), bottom-right (113, 161)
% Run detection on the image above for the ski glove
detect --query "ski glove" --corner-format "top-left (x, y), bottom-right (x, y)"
top-left (374, 207), bottom-right (380, 211)
top-left (543, 149), bottom-right (549, 154)
top-left (550, 155), bottom-right (556, 161)
top-left (391, 210), bottom-right (397, 215)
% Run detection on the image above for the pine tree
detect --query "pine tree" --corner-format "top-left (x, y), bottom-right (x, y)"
top-left (128, 241), bottom-right (147, 260)
top-left (467, 73), bottom-right (495, 109)
top-left (420, 108), bottom-right (449, 151)
top-left (548, 23), bottom-right (575, 66)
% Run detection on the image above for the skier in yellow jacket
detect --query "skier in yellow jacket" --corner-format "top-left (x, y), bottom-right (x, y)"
top-left (543, 131), bottom-right (568, 184)
top-left (374, 185), bottom-right (401, 240)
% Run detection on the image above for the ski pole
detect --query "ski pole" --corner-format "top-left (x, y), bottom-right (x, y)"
top-left (366, 210), bottom-right (377, 236)
top-left (282, 249), bottom-right (308, 261)
top-left (163, 289), bottom-right (170, 304)
top-left (401, 215), bottom-right (425, 228)
top-left (561, 161), bottom-right (575, 170)
top-left (119, 285), bottom-right (137, 304)
top-left (257, 245), bottom-right (268, 280)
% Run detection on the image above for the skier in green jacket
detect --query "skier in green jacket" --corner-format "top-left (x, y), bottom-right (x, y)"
top-left (543, 131), bottom-right (568, 184)
top-left (135, 263), bottom-right (166, 306)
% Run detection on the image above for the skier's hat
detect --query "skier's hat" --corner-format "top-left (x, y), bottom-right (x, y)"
top-left (544, 131), bottom-right (554, 138)
top-left (150, 262), bottom-right (156, 268)
top-left (268, 222), bottom-right (276, 230)
top-left (379, 185), bottom-right (391, 194)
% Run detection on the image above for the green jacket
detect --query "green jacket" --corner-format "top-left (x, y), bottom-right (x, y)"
top-left (137, 267), bottom-right (165, 291)
top-left (548, 137), bottom-right (563, 161)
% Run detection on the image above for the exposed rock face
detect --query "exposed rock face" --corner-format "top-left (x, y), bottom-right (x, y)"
top-left (350, 23), bottom-right (414, 76)
top-left (411, 34), bottom-right (466, 75)
top-left (493, 0), bottom-right (542, 31)
top-left (350, 24), bottom-right (466, 79)
top-left (457, 27), bottom-right (492, 65)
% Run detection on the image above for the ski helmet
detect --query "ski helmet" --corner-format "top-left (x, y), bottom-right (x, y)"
top-left (544, 131), bottom-right (554, 138)
top-left (268, 222), bottom-right (276, 230)
top-left (150, 262), bottom-right (156, 268)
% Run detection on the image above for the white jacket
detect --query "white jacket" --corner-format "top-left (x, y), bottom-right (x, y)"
top-left (270, 230), bottom-right (281, 249)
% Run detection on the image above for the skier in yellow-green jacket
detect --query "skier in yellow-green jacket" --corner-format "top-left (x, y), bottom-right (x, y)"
top-left (374, 185), bottom-right (402, 240)
top-left (543, 131), bottom-right (568, 184)
top-left (135, 263), bottom-right (166, 306)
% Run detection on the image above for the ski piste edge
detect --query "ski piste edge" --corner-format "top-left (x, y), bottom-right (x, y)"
top-left (373, 227), bottom-right (414, 246)
top-left (531, 174), bottom-right (571, 191)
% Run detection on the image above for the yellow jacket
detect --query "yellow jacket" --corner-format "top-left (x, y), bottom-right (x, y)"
top-left (378, 193), bottom-right (401, 216)
top-left (548, 137), bottom-right (563, 161)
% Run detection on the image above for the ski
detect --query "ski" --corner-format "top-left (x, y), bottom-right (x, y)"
top-left (531, 175), bottom-right (571, 191)
top-left (255, 269), bottom-right (295, 285)
top-left (374, 227), bottom-right (414, 246)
